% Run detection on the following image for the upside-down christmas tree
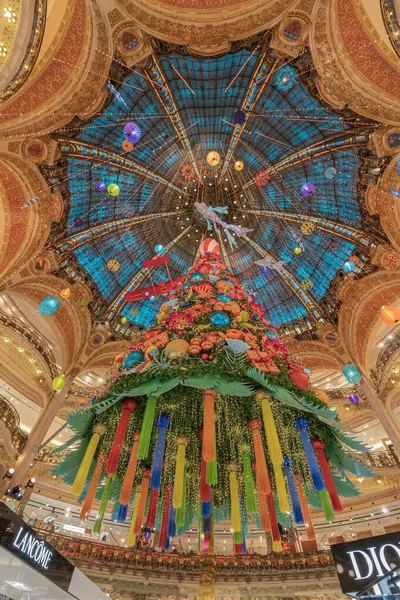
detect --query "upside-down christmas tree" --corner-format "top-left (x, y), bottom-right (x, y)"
top-left (54, 239), bottom-right (373, 554)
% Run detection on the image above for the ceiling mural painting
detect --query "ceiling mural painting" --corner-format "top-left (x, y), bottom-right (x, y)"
top-left (43, 35), bottom-right (386, 339)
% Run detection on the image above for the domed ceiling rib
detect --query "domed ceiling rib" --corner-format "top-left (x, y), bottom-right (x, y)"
top-left (239, 130), bottom-right (371, 191)
top-left (241, 208), bottom-right (375, 249)
top-left (56, 211), bottom-right (182, 253)
top-left (58, 139), bottom-right (188, 195)
top-left (48, 42), bottom-right (380, 333)
top-left (219, 47), bottom-right (279, 176)
top-left (144, 54), bottom-right (201, 180)
top-left (244, 235), bottom-right (323, 321)
top-left (106, 225), bottom-right (194, 321)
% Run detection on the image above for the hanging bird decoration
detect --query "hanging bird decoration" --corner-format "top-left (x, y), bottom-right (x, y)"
top-left (194, 202), bottom-right (252, 249)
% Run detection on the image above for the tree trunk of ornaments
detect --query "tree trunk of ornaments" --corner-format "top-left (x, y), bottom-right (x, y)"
top-left (54, 240), bottom-right (373, 553)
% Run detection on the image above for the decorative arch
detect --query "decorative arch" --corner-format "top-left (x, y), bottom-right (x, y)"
top-left (366, 155), bottom-right (400, 252)
top-left (0, 0), bottom-right (112, 138)
top-left (337, 270), bottom-right (400, 373)
top-left (5, 276), bottom-right (92, 369)
top-left (0, 153), bottom-right (62, 283)
top-left (310, 0), bottom-right (400, 124)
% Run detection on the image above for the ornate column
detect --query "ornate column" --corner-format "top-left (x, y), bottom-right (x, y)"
top-left (4, 376), bottom-right (72, 489)
top-left (316, 324), bottom-right (400, 457)
top-left (359, 377), bottom-right (400, 458)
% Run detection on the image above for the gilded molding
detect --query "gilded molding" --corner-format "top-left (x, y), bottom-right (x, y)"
top-left (311, 0), bottom-right (400, 125)
top-left (115, 0), bottom-right (299, 49)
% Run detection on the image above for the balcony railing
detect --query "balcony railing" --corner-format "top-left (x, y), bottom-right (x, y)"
top-left (0, 308), bottom-right (58, 377)
top-left (36, 531), bottom-right (334, 576)
top-left (0, 395), bottom-right (27, 454)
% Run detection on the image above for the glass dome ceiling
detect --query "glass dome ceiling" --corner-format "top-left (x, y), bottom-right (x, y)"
top-left (53, 38), bottom-right (379, 332)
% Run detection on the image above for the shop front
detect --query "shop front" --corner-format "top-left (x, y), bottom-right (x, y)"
top-left (0, 502), bottom-right (108, 600)
top-left (331, 531), bottom-right (400, 598)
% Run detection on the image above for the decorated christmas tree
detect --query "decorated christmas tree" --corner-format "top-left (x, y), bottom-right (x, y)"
top-left (54, 239), bottom-right (373, 554)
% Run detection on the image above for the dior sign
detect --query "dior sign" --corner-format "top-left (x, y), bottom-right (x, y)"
top-left (13, 527), bottom-right (53, 569)
top-left (331, 531), bottom-right (400, 597)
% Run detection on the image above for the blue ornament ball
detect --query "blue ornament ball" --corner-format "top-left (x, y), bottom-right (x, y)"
top-left (38, 296), bottom-right (61, 316)
top-left (123, 350), bottom-right (144, 368)
top-left (343, 261), bottom-right (356, 273)
top-left (155, 244), bottom-right (165, 255)
top-left (183, 283), bottom-right (192, 290)
top-left (210, 311), bottom-right (230, 327)
top-left (149, 295), bottom-right (156, 302)
top-left (216, 293), bottom-right (232, 303)
top-left (190, 272), bottom-right (202, 281)
top-left (304, 368), bottom-right (311, 375)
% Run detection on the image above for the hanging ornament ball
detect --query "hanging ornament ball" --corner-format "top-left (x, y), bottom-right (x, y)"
top-left (180, 163), bottom-right (195, 180)
top-left (74, 217), bottom-right (83, 227)
top-left (80, 298), bottom-right (89, 307)
top-left (210, 311), bottom-right (230, 327)
top-left (294, 247), bottom-right (302, 255)
top-left (149, 295), bottom-right (156, 302)
top-left (38, 296), bottom-right (61, 316)
top-left (315, 321), bottom-right (324, 330)
top-left (304, 368), bottom-right (312, 375)
top-left (190, 272), bottom-right (203, 282)
top-left (123, 122), bottom-right (142, 144)
top-left (349, 393), bottom-right (359, 406)
top-left (234, 160), bottom-right (244, 171)
top-left (164, 339), bottom-right (189, 359)
top-left (255, 171), bottom-right (270, 186)
top-left (342, 364), bottom-right (362, 384)
top-left (122, 140), bottom-right (134, 152)
top-left (200, 238), bottom-right (221, 255)
top-left (60, 288), bottom-right (71, 299)
top-left (107, 259), bottom-right (120, 272)
top-left (343, 261), bottom-right (356, 273)
top-left (123, 350), bottom-right (144, 368)
top-left (207, 151), bottom-right (220, 166)
top-left (120, 316), bottom-right (128, 324)
top-left (381, 305), bottom-right (400, 326)
top-left (325, 167), bottom-right (337, 179)
top-left (95, 181), bottom-right (106, 192)
top-left (289, 370), bottom-right (310, 391)
top-left (216, 293), bottom-right (232, 303)
top-left (155, 244), bottom-right (165, 255)
top-left (107, 183), bottom-right (120, 197)
top-left (233, 110), bottom-right (246, 125)
top-left (348, 255), bottom-right (359, 264)
top-left (52, 374), bottom-right (66, 392)
top-left (301, 182), bottom-right (315, 197)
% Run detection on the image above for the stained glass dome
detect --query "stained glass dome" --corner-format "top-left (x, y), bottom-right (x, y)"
top-left (52, 38), bottom-right (379, 333)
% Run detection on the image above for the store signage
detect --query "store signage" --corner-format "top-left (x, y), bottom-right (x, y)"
top-left (331, 531), bottom-right (400, 597)
top-left (13, 527), bottom-right (53, 569)
top-left (63, 523), bottom-right (85, 534)
top-left (0, 502), bottom-right (74, 591)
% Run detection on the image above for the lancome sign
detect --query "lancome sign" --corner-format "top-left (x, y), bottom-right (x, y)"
top-left (0, 502), bottom-right (74, 591)
top-left (13, 527), bottom-right (53, 569)
top-left (330, 531), bottom-right (400, 597)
